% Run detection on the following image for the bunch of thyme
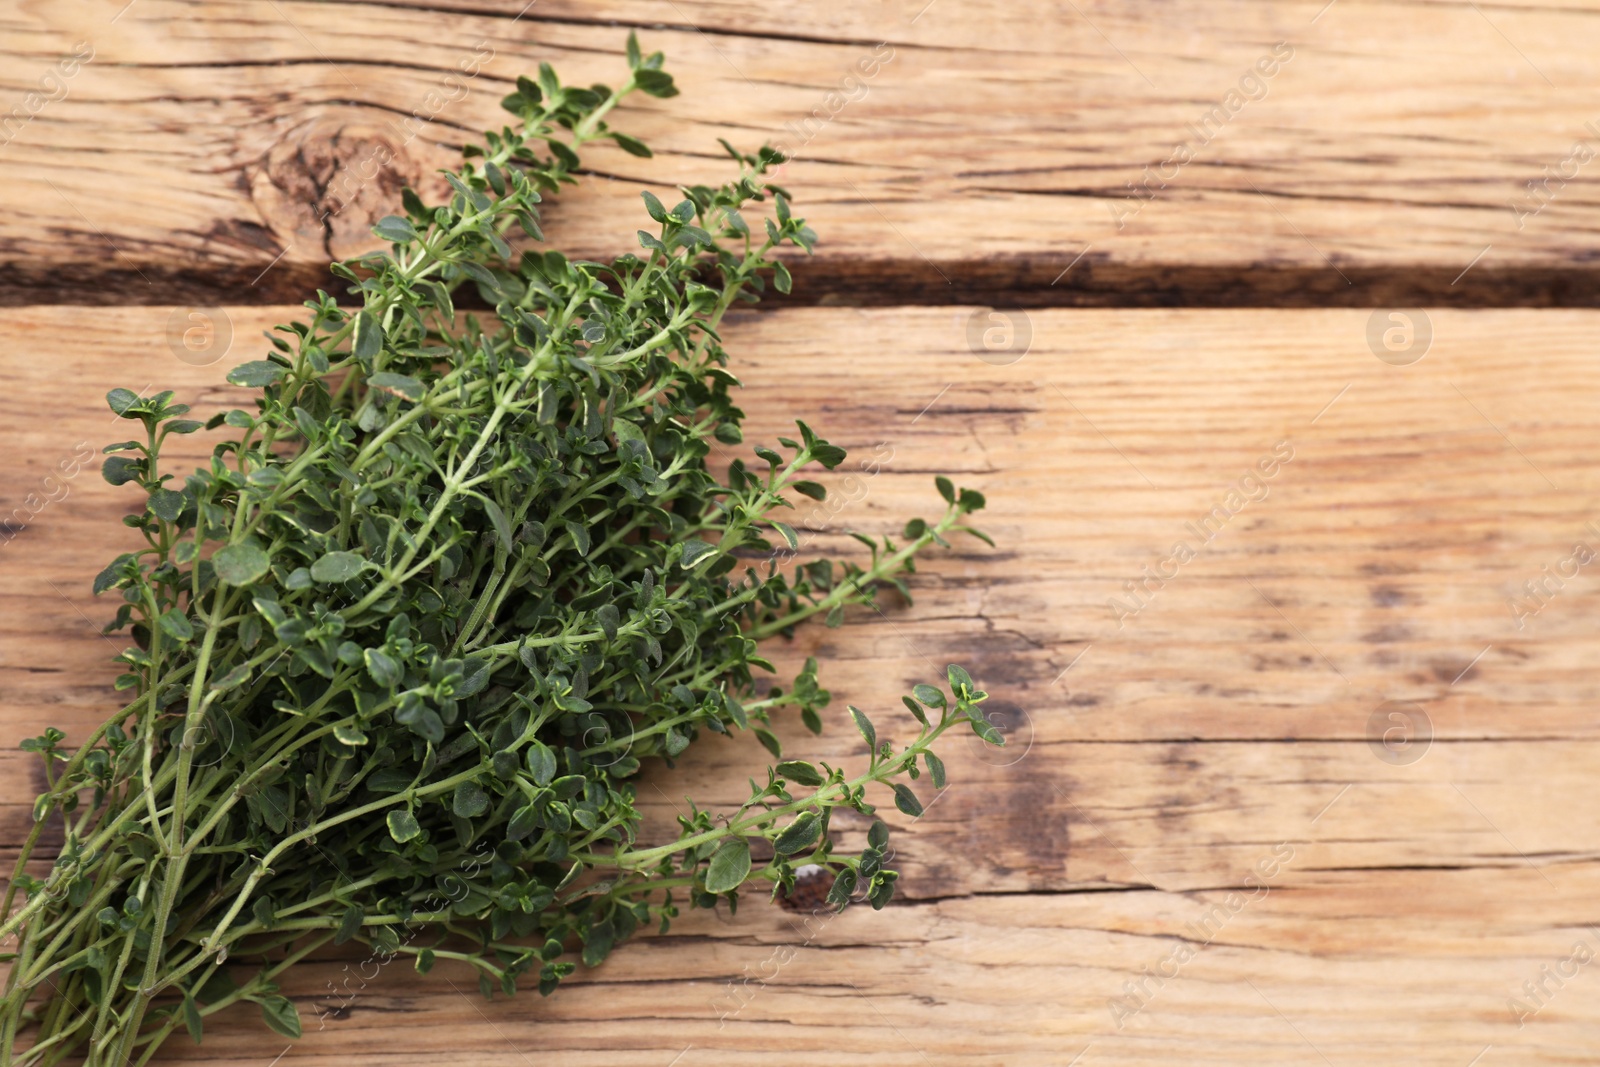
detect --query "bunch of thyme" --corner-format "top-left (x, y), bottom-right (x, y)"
top-left (0, 36), bottom-right (995, 1065)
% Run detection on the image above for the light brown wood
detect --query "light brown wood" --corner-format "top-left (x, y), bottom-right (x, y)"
top-left (3, 305), bottom-right (1599, 1062)
top-left (6, 1), bottom-right (1600, 305)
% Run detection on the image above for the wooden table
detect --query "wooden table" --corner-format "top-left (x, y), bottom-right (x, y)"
top-left (5, 3), bottom-right (1600, 1064)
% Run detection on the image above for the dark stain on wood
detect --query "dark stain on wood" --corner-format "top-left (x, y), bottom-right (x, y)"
top-left (777, 866), bottom-right (835, 912)
top-left (1361, 624), bottom-right (1414, 644)
top-left (1369, 584), bottom-right (1410, 608)
top-left (1431, 657), bottom-right (1480, 685)
top-left (16, 256), bottom-right (1600, 309)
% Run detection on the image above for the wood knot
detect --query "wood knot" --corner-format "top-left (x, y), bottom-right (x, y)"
top-left (250, 113), bottom-right (442, 261)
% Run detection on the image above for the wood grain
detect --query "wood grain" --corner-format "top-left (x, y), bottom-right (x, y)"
top-left (6, 1), bottom-right (1600, 305)
top-left (2, 305), bottom-right (1598, 1062)
top-left (165, 866), bottom-right (1600, 1066)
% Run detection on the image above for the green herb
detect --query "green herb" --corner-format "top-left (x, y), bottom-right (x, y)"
top-left (0, 36), bottom-right (994, 1065)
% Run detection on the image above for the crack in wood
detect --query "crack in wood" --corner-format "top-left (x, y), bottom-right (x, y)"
top-left (13, 258), bottom-right (1600, 309)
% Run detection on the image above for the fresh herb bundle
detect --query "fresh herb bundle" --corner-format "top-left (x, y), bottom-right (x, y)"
top-left (0, 36), bottom-right (994, 1065)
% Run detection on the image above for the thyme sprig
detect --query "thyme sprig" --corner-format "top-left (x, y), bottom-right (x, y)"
top-left (0, 35), bottom-right (994, 1065)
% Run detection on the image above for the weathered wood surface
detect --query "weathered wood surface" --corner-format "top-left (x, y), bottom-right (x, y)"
top-left (3, 305), bottom-right (1600, 1063)
top-left (7, 1), bottom-right (1600, 305)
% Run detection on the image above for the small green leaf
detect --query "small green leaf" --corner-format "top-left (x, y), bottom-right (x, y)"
top-left (826, 868), bottom-right (857, 907)
top-left (483, 161), bottom-right (506, 196)
top-left (754, 727), bottom-right (781, 758)
top-left (157, 609), bottom-right (193, 643)
top-left (704, 837), bottom-right (751, 894)
top-left (364, 647), bottom-right (401, 688)
top-left (353, 310), bottom-right (383, 362)
top-left (525, 742), bottom-right (557, 786)
top-left (101, 456), bottom-right (141, 486)
top-left (792, 480), bottom-right (826, 501)
top-left (641, 190), bottom-right (669, 223)
top-left (581, 919), bottom-right (615, 967)
top-left (106, 388), bottom-right (141, 417)
top-left (723, 692), bottom-right (749, 730)
top-left (811, 443), bottom-right (847, 469)
top-left (507, 804), bottom-right (540, 840)
top-left (258, 995), bottom-right (302, 1039)
top-left (211, 665), bottom-right (252, 692)
top-left (334, 904), bottom-right (364, 945)
top-left (237, 614), bottom-right (262, 651)
top-left (453, 781), bottom-right (489, 818)
top-left (868, 870), bottom-right (897, 910)
top-left (197, 967), bottom-right (238, 1006)
top-left (848, 705), bottom-right (876, 751)
top-left (563, 519), bottom-right (592, 557)
top-left (776, 760), bottom-right (824, 786)
top-left (226, 361), bottom-right (284, 388)
top-left (310, 551), bottom-right (364, 583)
top-left (935, 476), bottom-right (955, 504)
top-left (148, 488), bottom-right (185, 522)
top-left (182, 991), bottom-right (203, 1043)
top-left (773, 811), bottom-right (821, 855)
top-left (913, 684), bottom-right (946, 710)
top-left (771, 521), bottom-right (798, 550)
top-left (634, 68), bottom-right (678, 97)
top-left (971, 715), bottom-right (1004, 746)
top-left (679, 539), bottom-right (716, 568)
top-left (212, 544), bottom-right (270, 586)
top-left (901, 695), bottom-right (928, 726)
top-left (892, 783), bottom-right (923, 818)
top-left (332, 722), bottom-right (368, 746)
top-left (367, 372), bottom-right (423, 402)
top-left (612, 132), bottom-right (653, 157)
top-left (372, 215), bottom-right (418, 244)
top-left (387, 809), bottom-right (422, 843)
top-left (924, 751), bottom-right (946, 789)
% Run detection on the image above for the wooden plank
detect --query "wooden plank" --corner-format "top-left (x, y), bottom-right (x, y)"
top-left (148, 867), bottom-right (1600, 1065)
top-left (2, 305), bottom-right (1598, 1061)
top-left (6, 1), bottom-right (1600, 305)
